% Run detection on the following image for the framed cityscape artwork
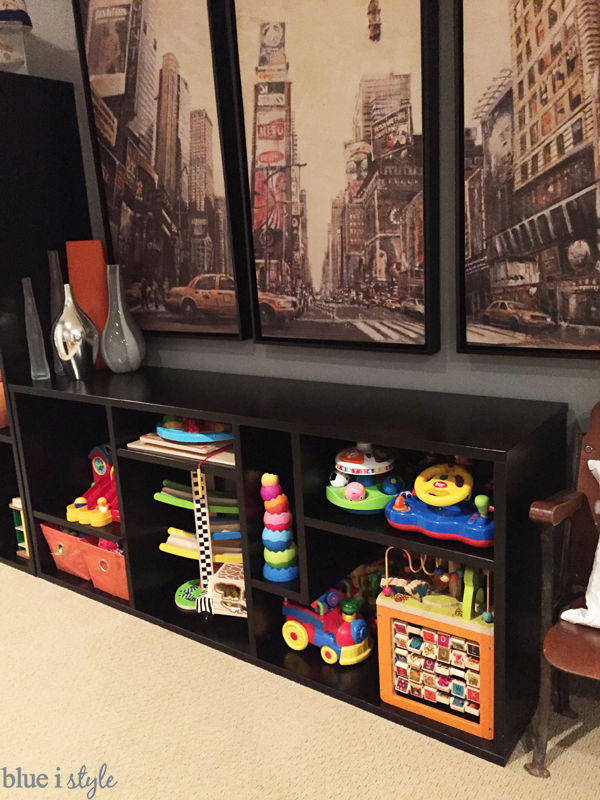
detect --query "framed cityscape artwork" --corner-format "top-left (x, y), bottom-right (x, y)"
top-left (228, 0), bottom-right (440, 351)
top-left (72, 0), bottom-right (251, 338)
top-left (458, 0), bottom-right (600, 356)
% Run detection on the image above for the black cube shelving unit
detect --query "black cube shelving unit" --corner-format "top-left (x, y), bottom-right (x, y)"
top-left (9, 367), bottom-right (567, 765)
top-left (0, 71), bottom-right (91, 577)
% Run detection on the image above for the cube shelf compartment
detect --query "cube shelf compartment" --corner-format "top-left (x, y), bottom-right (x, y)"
top-left (9, 367), bottom-right (567, 764)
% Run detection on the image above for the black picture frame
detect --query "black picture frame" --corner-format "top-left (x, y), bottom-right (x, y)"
top-left (71, 0), bottom-right (253, 341)
top-left (457, 0), bottom-right (600, 358)
top-left (217, 0), bottom-right (440, 353)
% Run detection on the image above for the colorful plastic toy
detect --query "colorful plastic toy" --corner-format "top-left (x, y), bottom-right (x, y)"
top-left (344, 482), bottom-right (366, 501)
top-left (385, 463), bottom-right (494, 548)
top-left (157, 414), bottom-right (232, 443)
top-left (89, 497), bottom-right (113, 527)
top-left (66, 445), bottom-right (120, 525)
top-left (326, 442), bottom-right (403, 514)
top-left (261, 473), bottom-right (299, 582)
top-left (282, 587), bottom-right (372, 666)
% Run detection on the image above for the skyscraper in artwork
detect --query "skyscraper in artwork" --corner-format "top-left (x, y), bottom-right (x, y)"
top-left (128, 0), bottom-right (157, 163)
top-left (190, 109), bottom-right (215, 213)
top-left (155, 52), bottom-right (190, 201)
top-left (353, 73), bottom-right (411, 146)
top-left (214, 196), bottom-right (231, 275)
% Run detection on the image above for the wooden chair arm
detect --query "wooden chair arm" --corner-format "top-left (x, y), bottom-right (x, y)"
top-left (530, 490), bottom-right (585, 527)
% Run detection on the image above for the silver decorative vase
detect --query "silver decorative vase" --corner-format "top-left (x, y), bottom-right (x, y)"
top-left (101, 264), bottom-right (146, 373)
top-left (52, 284), bottom-right (99, 381)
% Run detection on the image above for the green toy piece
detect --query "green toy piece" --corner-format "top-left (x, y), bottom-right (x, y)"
top-left (174, 579), bottom-right (204, 612)
top-left (154, 491), bottom-right (193, 510)
top-left (412, 583), bottom-right (429, 600)
top-left (341, 597), bottom-right (360, 616)
top-left (474, 495), bottom-right (490, 518)
top-left (461, 568), bottom-right (481, 622)
top-left (326, 484), bottom-right (390, 512)
top-left (209, 503), bottom-right (240, 515)
top-left (264, 543), bottom-right (298, 569)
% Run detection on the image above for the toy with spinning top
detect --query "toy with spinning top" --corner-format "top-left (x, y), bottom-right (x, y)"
top-left (326, 442), bottom-right (404, 514)
top-left (385, 463), bottom-right (494, 548)
top-left (261, 473), bottom-right (299, 582)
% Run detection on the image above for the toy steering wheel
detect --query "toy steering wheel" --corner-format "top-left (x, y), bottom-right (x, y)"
top-left (414, 463), bottom-right (473, 507)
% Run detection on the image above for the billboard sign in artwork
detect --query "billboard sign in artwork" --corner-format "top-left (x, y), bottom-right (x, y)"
top-left (256, 81), bottom-right (286, 107)
top-left (345, 141), bottom-right (371, 198)
top-left (255, 107), bottom-right (286, 167)
top-left (253, 169), bottom-right (286, 233)
top-left (86, 0), bottom-right (131, 97)
top-left (258, 22), bottom-right (286, 67)
top-left (372, 103), bottom-right (412, 158)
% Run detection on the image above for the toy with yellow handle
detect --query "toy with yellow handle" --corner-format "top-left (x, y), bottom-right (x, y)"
top-left (385, 462), bottom-right (494, 548)
top-left (414, 463), bottom-right (474, 507)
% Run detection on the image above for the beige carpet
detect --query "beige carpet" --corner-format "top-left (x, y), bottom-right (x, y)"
top-left (1, 565), bottom-right (599, 800)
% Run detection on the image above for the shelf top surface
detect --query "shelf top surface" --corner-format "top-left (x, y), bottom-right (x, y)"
top-left (10, 367), bottom-right (567, 458)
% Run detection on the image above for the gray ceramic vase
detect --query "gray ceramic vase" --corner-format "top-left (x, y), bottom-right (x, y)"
top-left (52, 284), bottom-right (99, 381)
top-left (100, 264), bottom-right (146, 373)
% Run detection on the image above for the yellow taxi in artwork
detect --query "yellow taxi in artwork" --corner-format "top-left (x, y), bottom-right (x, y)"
top-left (165, 273), bottom-right (237, 322)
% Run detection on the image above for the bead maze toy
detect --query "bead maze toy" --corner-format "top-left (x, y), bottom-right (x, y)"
top-left (66, 444), bottom-right (119, 526)
top-left (385, 463), bottom-right (494, 548)
top-left (282, 586), bottom-right (372, 666)
top-left (326, 442), bottom-right (403, 514)
top-left (261, 473), bottom-right (299, 582)
top-left (377, 547), bottom-right (494, 739)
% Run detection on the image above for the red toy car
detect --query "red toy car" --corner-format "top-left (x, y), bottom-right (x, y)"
top-left (282, 586), bottom-right (372, 666)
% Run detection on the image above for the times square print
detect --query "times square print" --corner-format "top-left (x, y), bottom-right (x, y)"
top-left (78, 0), bottom-right (239, 334)
top-left (463, 0), bottom-right (600, 352)
top-left (235, 0), bottom-right (428, 345)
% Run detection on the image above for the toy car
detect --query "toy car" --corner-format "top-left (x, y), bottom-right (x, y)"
top-left (282, 587), bottom-right (372, 666)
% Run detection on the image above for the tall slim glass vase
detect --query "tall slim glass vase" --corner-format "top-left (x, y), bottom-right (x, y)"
top-left (22, 277), bottom-right (50, 381)
top-left (101, 264), bottom-right (146, 373)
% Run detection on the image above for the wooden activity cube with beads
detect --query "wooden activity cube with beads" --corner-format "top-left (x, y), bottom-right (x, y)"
top-left (377, 593), bottom-right (494, 739)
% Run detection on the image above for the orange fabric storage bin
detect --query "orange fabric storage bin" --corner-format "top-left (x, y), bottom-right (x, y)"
top-left (82, 547), bottom-right (129, 601)
top-left (40, 524), bottom-right (97, 580)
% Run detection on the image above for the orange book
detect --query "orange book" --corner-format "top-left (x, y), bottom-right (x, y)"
top-left (66, 240), bottom-right (109, 369)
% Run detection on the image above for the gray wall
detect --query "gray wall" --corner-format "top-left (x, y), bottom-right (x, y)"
top-left (24, 0), bottom-right (600, 426)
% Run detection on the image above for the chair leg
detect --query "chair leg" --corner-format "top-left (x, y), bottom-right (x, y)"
top-left (525, 659), bottom-right (552, 778)
top-left (555, 671), bottom-right (577, 719)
